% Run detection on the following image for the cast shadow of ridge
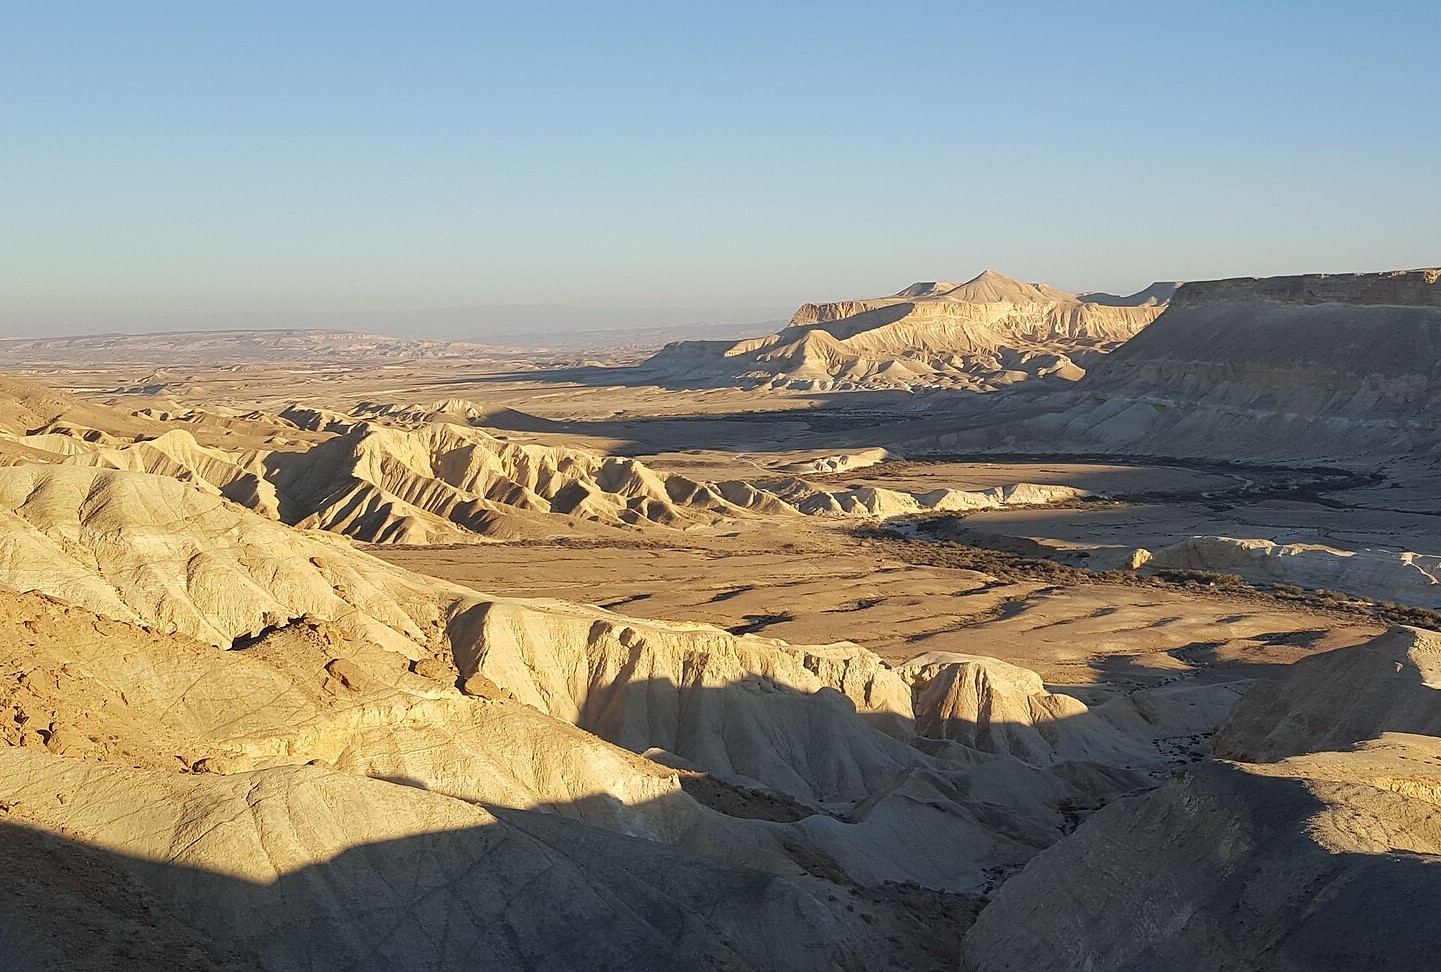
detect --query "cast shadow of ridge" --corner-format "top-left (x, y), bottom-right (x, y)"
top-left (0, 778), bottom-right (972, 972)
top-left (960, 761), bottom-right (1441, 972)
top-left (0, 657), bottom-right (1158, 972)
top-left (8, 760), bottom-right (1441, 972)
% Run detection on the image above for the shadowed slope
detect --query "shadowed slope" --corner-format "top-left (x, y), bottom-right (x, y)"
top-left (0, 752), bottom-right (978, 972)
top-left (1212, 625), bottom-right (1441, 761)
top-left (961, 622), bottom-right (1441, 971)
top-left (960, 737), bottom-right (1441, 972)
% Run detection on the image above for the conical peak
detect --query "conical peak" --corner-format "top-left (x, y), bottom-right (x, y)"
top-left (896, 271), bottom-right (1036, 301)
top-left (963, 269), bottom-right (1026, 287)
top-left (946, 269), bottom-right (1068, 303)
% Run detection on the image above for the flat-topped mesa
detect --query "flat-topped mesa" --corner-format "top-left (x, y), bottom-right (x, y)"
top-left (1087, 267), bottom-right (1441, 388)
top-left (1170, 267), bottom-right (1441, 309)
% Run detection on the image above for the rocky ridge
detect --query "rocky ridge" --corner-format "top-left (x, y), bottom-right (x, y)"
top-left (0, 389), bottom-right (1089, 543)
top-left (640, 270), bottom-right (1169, 391)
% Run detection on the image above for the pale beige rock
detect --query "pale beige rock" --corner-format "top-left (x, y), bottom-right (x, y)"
top-left (0, 464), bottom-right (1151, 894)
top-left (17, 299), bottom-right (1428, 968)
top-left (347, 396), bottom-right (564, 433)
top-left (1150, 536), bottom-right (1441, 608)
top-left (0, 587), bottom-right (793, 866)
top-left (458, 670), bottom-right (508, 699)
top-left (899, 652), bottom-right (1146, 766)
top-left (324, 657), bottom-right (367, 692)
top-left (641, 270), bottom-right (1166, 392)
top-left (0, 374), bottom-right (168, 441)
top-left (914, 267), bottom-right (1441, 463)
top-left (410, 656), bottom-right (455, 682)
top-left (0, 464), bottom-right (447, 652)
top-left (62, 418), bottom-right (1089, 545)
top-left (777, 448), bottom-right (891, 475)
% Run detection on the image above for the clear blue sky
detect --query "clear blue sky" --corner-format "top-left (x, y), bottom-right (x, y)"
top-left (2, 1), bottom-right (1437, 337)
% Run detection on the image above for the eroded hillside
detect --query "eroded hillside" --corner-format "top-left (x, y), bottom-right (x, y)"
top-left (640, 270), bottom-right (1170, 391)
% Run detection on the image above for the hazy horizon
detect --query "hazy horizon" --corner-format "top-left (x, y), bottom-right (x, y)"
top-left (0, 301), bottom-right (795, 343)
top-left (4, 2), bottom-right (1437, 338)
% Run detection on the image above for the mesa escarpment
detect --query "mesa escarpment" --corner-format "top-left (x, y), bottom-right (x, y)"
top-left (1083, 268), bottom-right (1441, 420)
top-left (1167, 267), bottom-right (1441, 307)
top-left (640, 270), bottom-right (1170, 391)
top-left (918, 268), bottom-right (1441, 463)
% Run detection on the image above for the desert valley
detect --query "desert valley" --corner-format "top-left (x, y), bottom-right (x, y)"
top-left (2, 267), bottom-right (1440, 970)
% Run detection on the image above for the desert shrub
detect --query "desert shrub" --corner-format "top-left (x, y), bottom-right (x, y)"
top-left (1152, 568), bottom-right (1246, 587)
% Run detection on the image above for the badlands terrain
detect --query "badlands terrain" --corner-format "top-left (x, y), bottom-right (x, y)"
top-left (2, 268), bottom-right (1440, 970)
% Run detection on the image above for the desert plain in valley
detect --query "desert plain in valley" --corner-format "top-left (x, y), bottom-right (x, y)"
top-left (3, 269), bottom-right (1441, 970)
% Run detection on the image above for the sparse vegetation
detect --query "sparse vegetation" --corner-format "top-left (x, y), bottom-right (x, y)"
top-left (1150, 568), bottom-right (1248, 588)
top-left (859, 525), bottom-right (1441, 632)
top-left (813, 453), bottom-right (1379, 509)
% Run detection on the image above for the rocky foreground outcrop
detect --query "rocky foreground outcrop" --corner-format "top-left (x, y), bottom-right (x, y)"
top-left (639, 270), bottom-right (1169, 391)
top-left (961, 734), bottom-right (1441, 972)
top-left (1, 749), bottom-right (923, 972)
top-left (1212, 625), bottom-right (1441, 761)
top-left (960, 626), bottom-right (1441, 972)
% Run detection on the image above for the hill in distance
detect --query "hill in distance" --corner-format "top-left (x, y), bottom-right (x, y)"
top-left (912, 267), bottom-right (1441, 465)
top-left (638, 270), bottom-right (1175, 391)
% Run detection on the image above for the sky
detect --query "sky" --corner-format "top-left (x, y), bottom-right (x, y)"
top-left (2, 1), bottom-right (1438, 338)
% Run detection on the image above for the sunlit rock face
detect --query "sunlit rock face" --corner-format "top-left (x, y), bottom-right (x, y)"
top-left (639, 270), bottom-right (1170, 391)
top-left (47, 406), bottom-right (1091, 545)
top-left (0, 460), bottom-right (1188, 912)
top-left (1149, 538), bottom-right (1441, 610)
top-left (918, 268), bottom-right (1441, 463)
top-left (6, 268), bottom-right (1441, 970)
